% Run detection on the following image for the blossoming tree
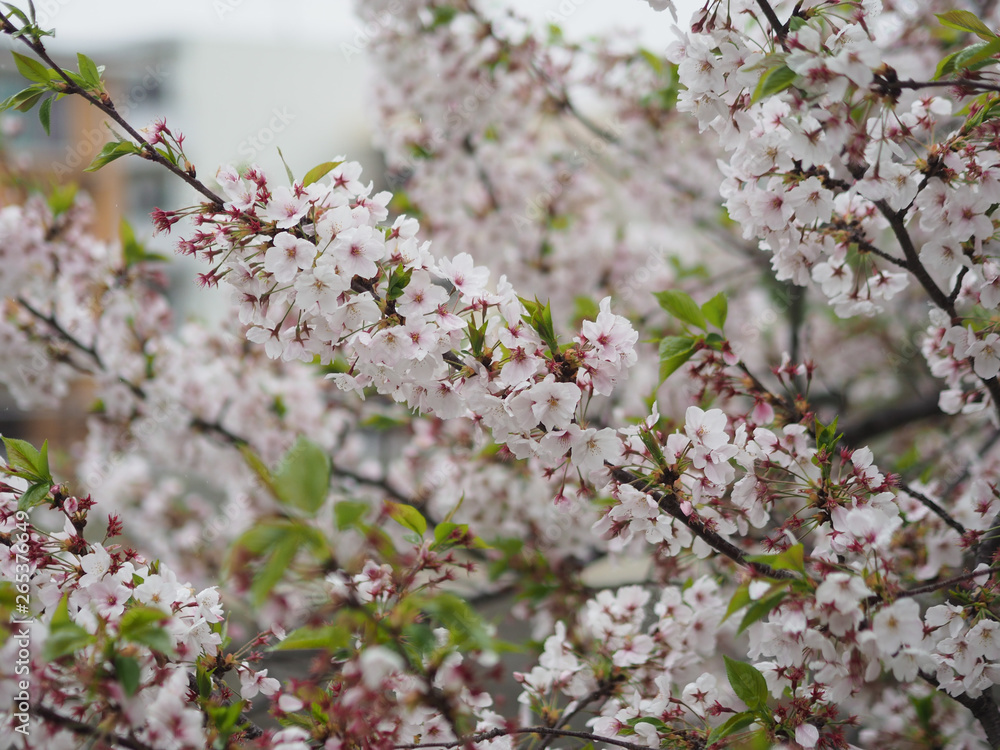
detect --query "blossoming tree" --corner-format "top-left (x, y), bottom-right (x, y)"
top-left (2, 0), bottom-right (1000, 748)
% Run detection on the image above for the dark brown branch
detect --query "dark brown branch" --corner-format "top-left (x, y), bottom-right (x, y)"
top-left (394, 725), bottom-right (671, 750)
top-left (0, 15), bottom-right (224, 208)
top-left (753, 0), bottom-right (788, 43)
top-left (856, 238), bottom-right (908, 269)
top-left (898, 566), bottom-right (996, 599)
top-left (921, 672), bottom-right (1000, 749)
top-left (896, 78), bottom-right (1000, 95)
top-left (609, 466), bottom-right (796, 580)
top-left (949, 266), bottom-right (969, 305)
top-left (34, 705), bottom-right (156, 750)
top-left (839, 393), bottom-right (943, 445)
top-left (897, 481), bottom-right (966, 536)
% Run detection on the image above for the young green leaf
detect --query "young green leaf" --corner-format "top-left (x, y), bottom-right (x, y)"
top-left (113, 654), bottom-right (142, 696)
top-left (723, 656), bottom-right (769, 711)
top-left (76, 53), bottom-right (102, 89)
top-left (752, 64), bottom-right (797, 103)
top-left (303, 160), bottom-right (344, 186)
top-left (745, 544), bottom-right (805, 575)
top-left (37, 95), bottom-right (51, 135)
top-left (272, 624), bottom-right (351, 651)
top-left (11, 51), bottom-right (49, 84)
top-left (701, 291), bottom-right (728, 329)
top-left (85, 140), bottom-right (141, 172)
top-left (276, 147), bottom-right (295, 184)
top-left (936, 9), bottom-right (997, 41)
top-left (273, 436), bottom-right (331, 516)
top-left (3, 436), bottom-right (51, 481)
top-left (334, 500), bottom-right (369, 530)
top-left (738, 587), bottom-right (788, 633)
top-left (706, 711), bottom-right (757, 744)
top-left (658, 335), bottom-right (697, 382)
top-left (18, 482), bottom-right (50, 511)
top-left (654, 290), bottom-right (707, 330)
top-left (386, 500), bottom-right (428, 536)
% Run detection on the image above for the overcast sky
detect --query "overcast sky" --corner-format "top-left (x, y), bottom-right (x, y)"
top-left (44, 0), bottom-right (687, 50)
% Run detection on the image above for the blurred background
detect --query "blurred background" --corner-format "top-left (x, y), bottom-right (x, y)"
top-left (0, 0), bottom-right (686, 443)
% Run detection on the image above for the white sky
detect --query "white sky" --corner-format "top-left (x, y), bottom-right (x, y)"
top-left (44, 0), bottom-right (690, 50)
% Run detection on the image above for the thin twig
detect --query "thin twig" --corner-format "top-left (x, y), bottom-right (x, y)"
top-left (897, 481), bottom-right (966, 536)
top-left (897, 566), bottom-right (996, 599)
top-left (34, 705), bottom-right (156, 750)
top-left (0, 14), bottom-right (224, 208)
top-left (609, 465), bottom-right (796, 581)
top-left (393, 725), bottom-right (668, 750)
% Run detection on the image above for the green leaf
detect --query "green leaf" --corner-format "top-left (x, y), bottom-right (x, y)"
top-left (196, 666), bottom-right (214, 698)
top-left (43, 595), bottom-right (95, 661)
top-left (639, 48), bottom-right (664, 75)
top-left (238, 443), bottom-right (279, 498)
top-left (47, 182), bottom-right (78, 216)
top-left (723, 582), bottom-right (752, 623)
top-left (953, 38), bottom-right (1000, 71)
top-left (273, 437), bottom-right (331, 516)
top-left (386, 266), bottom-right (413, 301)
top-left (11, 51), bottom-right (49, 84)
top-left (120, 218), bottom-right (167, 267)
top-left (937, 10), bottom-right (997, 41)
top-left (3, 436), bottom-right (51, 481)
top-left (935, 49), bottom-right (962, 79)
top-left (814, 417), bottom-right (842, 456)
top-left (707, 711), bottom-right (757, 744)
top-left (250, 534), bottom-right (299, 605)
top-left (423, 592), bottom-right (494, 651)
top-left (272, 624), bottom-right (351, 651)
top-left (334, 500), bottom-right (369, 530)
top-left (18, 482), bottom-right (50, 511)
top-left (430, 5), bottom-right (457, 26)
top-left (701, 292), bottom-right (728, 329)
top-left (738, 588), bottom-right (788, 634)
top-left (752, 64), bottom-right (797, 103)
top-left (386, 500), bottom-right (427, 536)
top-left (302, 160), bottom-right (344, 186)
top-left (232, 520), bottom-right (328, 605)
top-left (658, 335), bottom-right (696, 382)
top-left (37, 95), bottom-right (51, 135)
top-left (467, 316), bottom-right (487, 357)
top-left (120, 606), bottom-right (174, 654)
top-left (114, 654), bottom-right (141, 696)
top-left (724, 656), bottom-right (768, 711)
top-left (85, 140), bottom-right (141, 172)
top-left (745, 544), bottom-right (805, 575)
top-left (276, 147), bottom-right (295, 184)
top-left (519, 296), bottom-right (559, 356)
top-left (120, 606), bottom-right (170, 632)
top-left (76, 53), bottom-right (102, 88)
top-left (654, 290), bottom-right (708, 330)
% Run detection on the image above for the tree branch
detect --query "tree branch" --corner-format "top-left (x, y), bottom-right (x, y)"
top-left (393, 725), bottom-right (676, 750)
top-left (839, 392), bottom-right (943, 445)
top-left (0, 15), bottom-right (224, 208)
top-left (34, 705), bottom-right (156, 750)
top-left (608, 466), bottom-right (796, 580)
top-left (897, 480), bottom-right (966, 536)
